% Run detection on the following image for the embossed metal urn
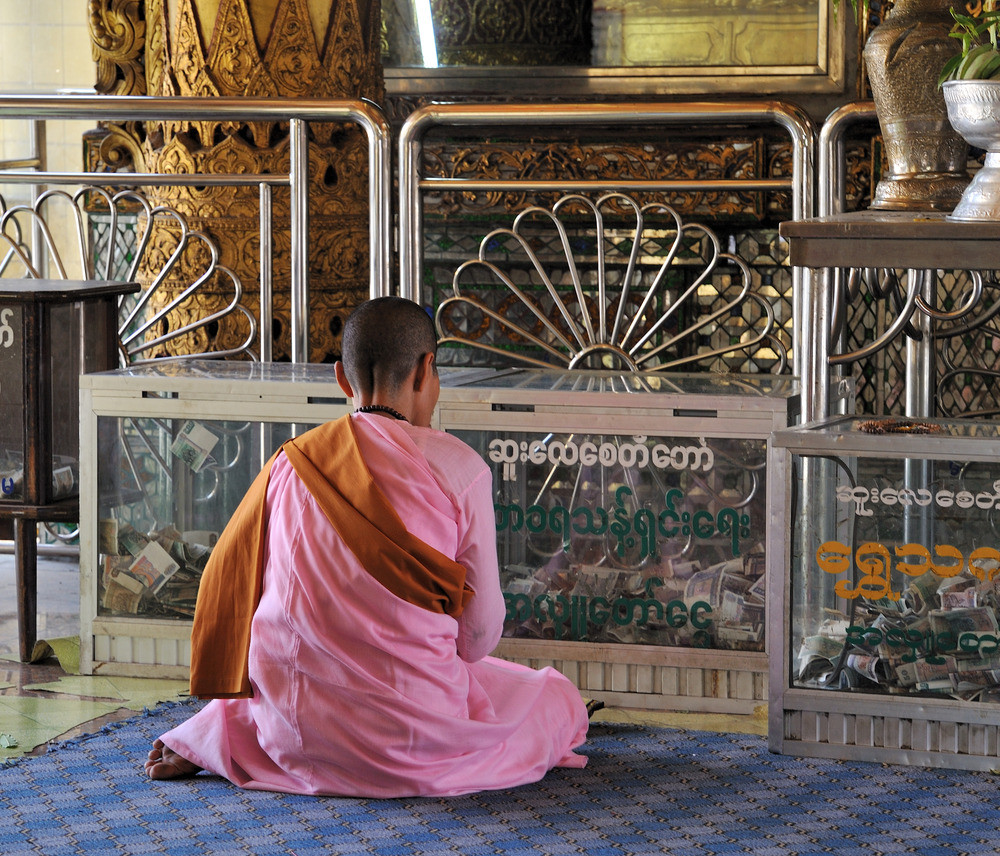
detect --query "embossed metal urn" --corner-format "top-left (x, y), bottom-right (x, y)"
top-left (943, 79), bottom-right (1000, 219)
top-left (864, 0), bottom-right (971, 210)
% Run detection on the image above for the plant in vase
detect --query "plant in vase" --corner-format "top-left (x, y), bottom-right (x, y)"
top-left (939, 2), bottom-right (1000, 219)
top-left (939, 2), bottom-right (1000, 82)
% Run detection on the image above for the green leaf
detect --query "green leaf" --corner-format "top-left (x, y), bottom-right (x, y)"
top-left (939, 53), bottom-right (963, 85)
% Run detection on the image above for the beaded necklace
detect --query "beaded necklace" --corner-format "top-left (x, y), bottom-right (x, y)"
top-left (355, 404), bottom-right (409, 423)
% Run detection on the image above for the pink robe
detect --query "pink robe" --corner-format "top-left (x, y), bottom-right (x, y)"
top-left (161, 413), bottom-right (589, 797)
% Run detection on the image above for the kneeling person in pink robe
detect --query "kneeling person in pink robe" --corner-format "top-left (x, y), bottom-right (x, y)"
top-left (144, 296), bottom-right (590, 796)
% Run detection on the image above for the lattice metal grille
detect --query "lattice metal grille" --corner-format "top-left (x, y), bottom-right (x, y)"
top-left (833, 132), bottom-right (1000, 418)
top-left (842, 269), bottom-right (1000, 417)
top-left (424, 196), bottom-right (792, 375)
top-left (88, 212), bottom-right (139, 282)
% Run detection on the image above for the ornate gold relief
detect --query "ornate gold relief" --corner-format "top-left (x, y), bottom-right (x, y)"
top-left (428, 0), bottom-right (592, 66)
top-left (90, 0), bottom-right (147, 96)
top-left (420, 136), bottom-right (789, 222)
top-left (89, 0), bottom-right (384, 362)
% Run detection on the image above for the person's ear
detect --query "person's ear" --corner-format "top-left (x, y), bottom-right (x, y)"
top-left (413, 352), bottom-right (436, 391)
top-left (334, 361), bottom-right (355, 398)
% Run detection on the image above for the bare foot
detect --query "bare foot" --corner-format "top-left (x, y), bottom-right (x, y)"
top-left (144, 738), bottom-right (202, 780)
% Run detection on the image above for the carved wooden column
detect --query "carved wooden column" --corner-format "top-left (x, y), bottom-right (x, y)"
top-left (89, 0), bottom-right (383, 361)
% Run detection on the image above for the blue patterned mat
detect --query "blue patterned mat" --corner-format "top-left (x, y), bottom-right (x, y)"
top-left (2, 699), bottom-right (999, 855)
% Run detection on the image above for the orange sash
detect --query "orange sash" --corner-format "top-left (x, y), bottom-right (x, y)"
top-left (188, 415), bottom-right (474, 699)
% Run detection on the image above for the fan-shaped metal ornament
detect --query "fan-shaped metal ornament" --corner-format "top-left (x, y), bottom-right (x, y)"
top-left (436, 193), bottom-right (787, 374)
top-left (0, 188), bottom-right (258, 542)
top-left (0, 187), bottom-right (256, 364)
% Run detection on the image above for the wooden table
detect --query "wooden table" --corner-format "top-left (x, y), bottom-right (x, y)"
top-left (780, 211), bottom-right (1000, 422)
top-left (0, 280), bottom-right (138, 661)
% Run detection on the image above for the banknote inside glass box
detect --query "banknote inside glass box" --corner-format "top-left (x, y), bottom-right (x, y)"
top-left (96, 415), bottom-right (262, 619)
top-left (459, 429), bottom-right (769, 651)
top-left (791, 451), bottom-right (1000, 704)
top-left (95, 399), bottom-right (774, 653)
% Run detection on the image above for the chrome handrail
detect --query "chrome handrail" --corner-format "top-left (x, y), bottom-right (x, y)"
top-left (795, 100), bottom-right (878, 419)
top-left (398, 100), bottom-right (816, 373)
top-left (0, 95), bottom-right (392, 363)
top-left (818, 100), bottom-right (877, 218)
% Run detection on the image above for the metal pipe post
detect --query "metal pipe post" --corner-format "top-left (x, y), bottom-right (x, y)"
top-left (259, 182), bottom-right (273, 363)
top-left (289, 118), bottom-right (309, 363)
top-left (0, 95), bottom-right (392, 360)
top-left (397, 101), bottom-right (816, 316)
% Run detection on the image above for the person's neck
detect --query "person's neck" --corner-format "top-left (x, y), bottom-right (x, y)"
top-left (355, 402), bottom-right (410, 423)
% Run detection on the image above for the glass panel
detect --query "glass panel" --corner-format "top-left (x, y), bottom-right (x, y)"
top-left (383, 0), bottom-right (841, 94)
top-left (791, 450), bottom-right (1000, 703)
top-left (805, 415), bottom-right (1000, 442)
top-left (104, 359), bottom-right (343, 386)
top-left (450, 368), bottom-right (798, 398)
top-left (456, 428), bottom-right (767, 649)
top-left (386, 0), bottom-right (821, 69)
top-left (96, 415), bottom-right (296, 620)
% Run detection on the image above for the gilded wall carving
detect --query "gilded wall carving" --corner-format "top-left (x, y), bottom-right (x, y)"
top-left (89, 0), bottom-right (383, 362)
top-left (90, 0), bottom-right (147, 96)
top-left (418, 134), bottom-right (793, 221)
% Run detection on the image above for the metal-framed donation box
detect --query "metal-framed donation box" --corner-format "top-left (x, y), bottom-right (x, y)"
top-left (438, 369), bottom-right (806, 715)
top-left (79, 361), bottom-right (352, 677)
top-left (81, 362), bottom-right (801, 715)
top-left (770, 416), bottom-right (1000, 771)
top-left (79, 361), bottom-right (504, 677)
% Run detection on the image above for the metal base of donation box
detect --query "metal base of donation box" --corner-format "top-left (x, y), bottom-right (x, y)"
top-left (770, 416), bottom-right (1000, 770)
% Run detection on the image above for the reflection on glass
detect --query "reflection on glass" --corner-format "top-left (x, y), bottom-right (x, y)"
top-left (456, 428), bottom-right (768, 650)
top-left (383, 0), bottom-right (823, 69)
top-left (96, 415), bottom-right (291, 620)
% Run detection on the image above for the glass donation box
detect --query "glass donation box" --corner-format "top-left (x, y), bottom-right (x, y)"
top-left (79, 361), bottom-right (352, 677)
top-left (81, 361), bottom-right (802, 716)
top-left (78, 360), bottom-right (502, 677)
top-left (769, 416), bottom-right (1000, 771)
top-left (438, 369), bottom-right (806, 715)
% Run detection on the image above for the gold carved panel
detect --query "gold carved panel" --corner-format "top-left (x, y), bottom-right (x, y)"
top-left (89, 0), bottom-right (383, 362)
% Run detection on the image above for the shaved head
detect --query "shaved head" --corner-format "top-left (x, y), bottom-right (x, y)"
top-left (340, 297), bottom-right (437, 398)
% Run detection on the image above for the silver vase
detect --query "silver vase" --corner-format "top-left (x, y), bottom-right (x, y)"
top-left (864, 0), bottom-right (970, 211)
top-left (943, 79), bottom-right (1000, 220)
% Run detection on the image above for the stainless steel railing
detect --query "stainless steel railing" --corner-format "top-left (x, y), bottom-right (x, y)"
top-left (794, 100), bottom-right (879, 419)
top-left (0, 95), bottom-right (392, 363)
top-left (397, 100), bottom-right (816, 375)
top-left (818, 101), bottom-right (877, 218)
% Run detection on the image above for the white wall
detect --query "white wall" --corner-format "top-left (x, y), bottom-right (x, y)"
top-left (0, 2), bottom-right (95, 177)
top-left (0, 1), bottom-right (96, 273)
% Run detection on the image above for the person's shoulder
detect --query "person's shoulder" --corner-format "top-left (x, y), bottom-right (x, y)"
top-left (413, 425), bottom-right (484, 460)
top-left (409, 426), bottom-right (489, 480)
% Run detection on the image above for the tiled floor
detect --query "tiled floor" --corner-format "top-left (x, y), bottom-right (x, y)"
top-left (0, 546), bottom-right (187, 761)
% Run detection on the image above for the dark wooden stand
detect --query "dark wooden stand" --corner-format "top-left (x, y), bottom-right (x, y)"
top-left (0, 280), bottom-right (138, 661)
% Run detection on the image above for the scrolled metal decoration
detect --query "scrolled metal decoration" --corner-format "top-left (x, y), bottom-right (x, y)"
top-left (436, 192), bottom-right (787, 374)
